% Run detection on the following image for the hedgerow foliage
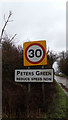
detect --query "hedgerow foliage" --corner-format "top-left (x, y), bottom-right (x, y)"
top-left (2, 40), bottom-right (57, 118)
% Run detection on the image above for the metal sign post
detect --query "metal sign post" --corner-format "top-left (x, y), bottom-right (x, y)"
top-left (28, 66), bottom-right (30, 118)
top-left (42, 83), bottom-right (45, 110)
top-left (0, 44), bottom-right (2, 120)
top-left (28, 67), bottom-right (31, 93)
top-left (42, 66), bottom-right (45, 111)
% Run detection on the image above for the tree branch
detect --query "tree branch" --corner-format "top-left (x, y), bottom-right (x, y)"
top-left (10, 34), bottom-right (17, 42)
top-left (0, 11), bottom-right (12, 43)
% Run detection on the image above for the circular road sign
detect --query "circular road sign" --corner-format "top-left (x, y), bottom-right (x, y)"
top-left (25, 43), bottom-right (45, 64)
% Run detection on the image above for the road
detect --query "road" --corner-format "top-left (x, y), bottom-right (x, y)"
top-left (55, 75), bottom-right (68, 96)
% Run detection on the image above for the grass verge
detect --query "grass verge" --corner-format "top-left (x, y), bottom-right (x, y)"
top-left (43, 80), bottom-right (68, 119)
top-left (55, 74), bottom-right (66, 77)
top-left (53, 81), bottom-right (68, 118)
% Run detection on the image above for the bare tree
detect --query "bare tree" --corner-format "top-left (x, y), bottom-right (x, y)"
top-left (0, 11), bottom-right (17, 43)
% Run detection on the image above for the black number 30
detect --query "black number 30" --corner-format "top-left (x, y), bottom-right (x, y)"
top-left (29, 49), bottom-right (42, 58)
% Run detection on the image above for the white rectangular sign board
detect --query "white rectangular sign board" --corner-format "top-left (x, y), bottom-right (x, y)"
top-left (15, 69), bottom-right (54, 82)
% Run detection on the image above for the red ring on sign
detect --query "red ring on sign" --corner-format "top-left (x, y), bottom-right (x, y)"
top-left (25, 43), bottom-right (45, 64)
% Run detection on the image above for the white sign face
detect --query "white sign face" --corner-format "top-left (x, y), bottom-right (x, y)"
top-left (15, 69), bottom-right (54, 82)
top-left (27, 45), bottom-right (43, 62)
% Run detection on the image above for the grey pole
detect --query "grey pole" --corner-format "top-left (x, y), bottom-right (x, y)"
top-left (27, 67), bottom-right (31, 117)
top-left (28, 67), bottom-right (31, 93)
top-left (42, 66), bottom-right (45, 111)
top-left (0, 43), bottom-right (2, 120)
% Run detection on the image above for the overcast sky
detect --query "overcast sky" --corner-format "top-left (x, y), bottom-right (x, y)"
top-left (0, 0), bottom-right (66, 52)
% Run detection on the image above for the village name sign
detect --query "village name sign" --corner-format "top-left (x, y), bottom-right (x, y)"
top-left (15, 69), bottom-right (53, 82)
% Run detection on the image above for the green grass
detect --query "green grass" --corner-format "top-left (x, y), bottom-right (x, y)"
top-left (55, 74), bottom-right (66, 77)
top-left (51, 81), bottom-right (68, 119)
top-left (43, 80), bottom-right (68, 119)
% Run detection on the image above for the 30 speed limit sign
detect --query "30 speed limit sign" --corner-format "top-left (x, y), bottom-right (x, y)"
top-left (23, 40), bottom-right (47, 66)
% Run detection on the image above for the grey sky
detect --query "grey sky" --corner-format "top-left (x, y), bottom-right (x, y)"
top-left (0, 0), bottom-right (66, 52)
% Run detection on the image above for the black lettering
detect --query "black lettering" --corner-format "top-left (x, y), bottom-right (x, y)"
top-left (46, 72), bottom-right (51, 75)
top-left (17, 77), bottom-right (20, 80)
top-left (17, 71), bottom-right (20, 75)
top-left (36, 71), bottom-right (39, 75)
